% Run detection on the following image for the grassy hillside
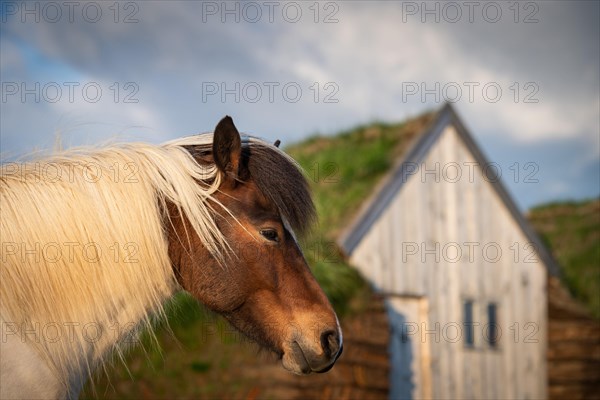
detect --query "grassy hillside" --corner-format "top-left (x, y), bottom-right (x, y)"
top-left (528, 198), bottom-right (600, 318)
top-left (84, 111), bottom-right (435, 398)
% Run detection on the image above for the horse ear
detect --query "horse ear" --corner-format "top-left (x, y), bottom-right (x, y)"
top-left (213, 116), bottom-right (242, 180)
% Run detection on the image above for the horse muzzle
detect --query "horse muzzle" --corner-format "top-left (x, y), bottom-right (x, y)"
top-left (281, 327), bottom-right (343, 375)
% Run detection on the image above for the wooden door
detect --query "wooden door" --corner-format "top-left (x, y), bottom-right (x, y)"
top-left (388, 297), bottom-right (432, 399)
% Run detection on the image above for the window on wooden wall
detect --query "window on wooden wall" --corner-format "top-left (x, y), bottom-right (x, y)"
top-left (487, 303), bottom-right (499, 348)
top-left (463, 300), bottom-right (475, 347)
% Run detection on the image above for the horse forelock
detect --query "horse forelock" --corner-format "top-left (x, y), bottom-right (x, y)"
top-left (243, 138), bottom-right (316, 236)
top-left (174, 134), bottom-right (316, 237)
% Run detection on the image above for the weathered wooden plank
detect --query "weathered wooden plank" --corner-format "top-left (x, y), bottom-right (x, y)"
top-left (339, 347), bottom-right (390, 367)
top-left (419, 299), bottom-right (433, 399)
top-left (409, 174), bottom-right (422, 295)
top-left (460, 139), bottom-right (477, 399)
top-left (548, 360), bottom-right (600, 382)
top-left (433, 127), bottom-right (451, 399)
top-left (549, 321), bottom-right (600, 341)
top-left (382, 203), bottom-right (394, 294)
top-left (428, 138), bottom-right (445, 400)
top-left (478, 141), bottom-right (495, 400)
top-left (472, 143), bottom-right (485, 400)
top-left (452, 127), bottom-right (468, 400)
top-left (497, 188), bottom-right (512, 400)
top-left (547, 341), bottom-right (600, 360)
top-left (415, 172), bottom-right (429, 298)
top-left (443, 127), bottom-right (462, 400)
top-left (548, 382), bottom-right (600, 400)
top-left (536, 253), bottom-right (549, 398)
top-left (390, 184), bottom-right (402, 295)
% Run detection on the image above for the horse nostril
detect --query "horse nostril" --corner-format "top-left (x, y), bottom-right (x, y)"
top-left (320, 330), bottom-right (341, 358)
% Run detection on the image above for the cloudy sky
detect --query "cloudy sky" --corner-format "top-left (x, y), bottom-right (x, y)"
top-left (1, 1), bottom-right (598, 210)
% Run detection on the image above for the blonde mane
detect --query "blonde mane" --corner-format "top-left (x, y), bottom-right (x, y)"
top-left (0, 134), bottom-right (229, 389)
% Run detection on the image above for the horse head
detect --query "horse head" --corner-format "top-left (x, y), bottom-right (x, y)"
top-left (167, 116), bottom-right (343, 374)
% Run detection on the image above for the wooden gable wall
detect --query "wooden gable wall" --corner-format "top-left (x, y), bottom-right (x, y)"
top-left (348, 124), bottom-right (548, 399)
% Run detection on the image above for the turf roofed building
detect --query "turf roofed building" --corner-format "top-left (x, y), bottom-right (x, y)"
top-left (337, 103), bottom-right (558, 400)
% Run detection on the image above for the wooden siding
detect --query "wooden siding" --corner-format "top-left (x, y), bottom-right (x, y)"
top-left (349, 125), bottom-right (548, 399)
top-left (547, 277), bottom-right (600, 399)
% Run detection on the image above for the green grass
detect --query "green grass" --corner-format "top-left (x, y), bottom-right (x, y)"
top-left (528, 198), bottom-right (600, 318)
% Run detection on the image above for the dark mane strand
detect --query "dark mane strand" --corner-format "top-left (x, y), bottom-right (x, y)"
top-left (244, 140), bottom-right (316, 236)
top-left (183, 137), bottom-right (316, 236)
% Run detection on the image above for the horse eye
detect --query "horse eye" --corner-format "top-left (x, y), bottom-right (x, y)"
top-left (260, 229), bottom-right (279, 242)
